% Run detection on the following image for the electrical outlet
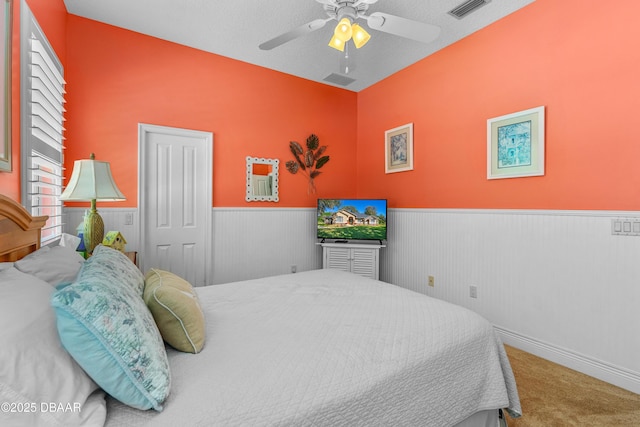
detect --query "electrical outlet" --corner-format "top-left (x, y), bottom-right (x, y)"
top-left (291, 265), bottom-right (297, 273)
top-left (470, 285), bottom-right (478, 298)
top-left (428, 276), bottom-right (435, 287)
top-left (124, 213), bottom-right (133, 225)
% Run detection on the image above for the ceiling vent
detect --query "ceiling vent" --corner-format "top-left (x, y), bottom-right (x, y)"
top-left (448, 0), bottom-right (491, 19)
top-left (323, 73), bottom-right (356, 86)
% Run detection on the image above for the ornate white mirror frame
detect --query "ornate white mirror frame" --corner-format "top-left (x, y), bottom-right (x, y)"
top-left (245, 156), bottom-right (279, 202)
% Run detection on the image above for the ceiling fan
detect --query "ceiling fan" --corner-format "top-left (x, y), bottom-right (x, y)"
top-left (259, 0), bottom-right (441, 52)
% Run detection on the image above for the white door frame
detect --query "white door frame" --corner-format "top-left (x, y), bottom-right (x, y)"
top-left (138, 123), bottom-right (213, 285)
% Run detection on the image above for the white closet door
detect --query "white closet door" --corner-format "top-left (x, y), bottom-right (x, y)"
top-left (139, 124), bottom-right (213, 286)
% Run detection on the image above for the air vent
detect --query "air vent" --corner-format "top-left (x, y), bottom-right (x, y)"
top-left (323, 73), bottom-right (356, 86)
top-left (448, 0), bottom-right (491, 19)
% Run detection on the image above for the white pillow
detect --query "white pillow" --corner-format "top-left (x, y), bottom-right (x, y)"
top-left (14, 245), bottom-right (84, 286)
top-left (58, 233), bottom-right (81, 250)
top-left (0, 268), bottom-right (106, 427)
top-left (0, 262), bottom-right (14, 271)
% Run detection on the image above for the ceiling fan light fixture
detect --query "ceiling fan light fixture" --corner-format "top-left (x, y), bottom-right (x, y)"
top-left (328, 34), bottom-right (345, 52)
top-left (334, 17), bottom-right (353, 42)
top-left (351, 23), bottom-right (370, 49)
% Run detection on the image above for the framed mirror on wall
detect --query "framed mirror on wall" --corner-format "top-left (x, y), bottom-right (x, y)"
top-left (246, 156), bottom-right (279, 202)
top-left (0, 0), bottom-right (12, 172)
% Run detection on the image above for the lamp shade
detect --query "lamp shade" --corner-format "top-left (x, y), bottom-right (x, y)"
top-left (60, 157), bottom-right (126, 201)
top-left (60, 154), bottom-right (125, 254)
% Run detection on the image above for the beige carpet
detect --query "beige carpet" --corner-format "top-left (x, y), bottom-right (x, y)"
top-left (504, 345), bottom-right (640, 427)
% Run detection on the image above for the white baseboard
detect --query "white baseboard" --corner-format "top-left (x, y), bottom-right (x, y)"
top-left (495, 326), bottom-right (640, 395)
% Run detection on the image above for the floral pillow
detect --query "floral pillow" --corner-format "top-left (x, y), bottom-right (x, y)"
top-left (80, 245), bottom-right (145, 296)
top-left (51, 246), bottom-right (170, 411)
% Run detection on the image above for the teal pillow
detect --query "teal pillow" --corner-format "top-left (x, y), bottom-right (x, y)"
top-left (51, 246), bottom-right (170, 411)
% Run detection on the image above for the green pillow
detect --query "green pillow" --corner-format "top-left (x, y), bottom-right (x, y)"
top-left (144, 269), bottom-right (206, 353)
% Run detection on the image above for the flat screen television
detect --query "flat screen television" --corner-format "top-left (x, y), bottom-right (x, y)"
top-left (317, 198), bottom-right (387, 242)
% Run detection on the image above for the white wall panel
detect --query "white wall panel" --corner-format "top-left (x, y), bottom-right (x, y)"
top-left (381, 208), bottom-right (640, 393)
top-left (64, 207), bottom-right (140, 252)
top-left (65, 207), bottom-right (321, 281)
top-left (211, 207), bottom-right (322, 284)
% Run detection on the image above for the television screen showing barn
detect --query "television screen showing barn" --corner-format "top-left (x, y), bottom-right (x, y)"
top-left (317, 199), bottom-right (387, 241)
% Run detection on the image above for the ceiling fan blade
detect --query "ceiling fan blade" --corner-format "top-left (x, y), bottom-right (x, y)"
top-left (259, 19), bottom-right (329, 50)
top-left (366, 12), bottom-right (440, 44)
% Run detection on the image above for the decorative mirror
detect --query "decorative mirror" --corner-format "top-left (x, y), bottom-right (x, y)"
top-left (245, 157), bottom-right (279, 202)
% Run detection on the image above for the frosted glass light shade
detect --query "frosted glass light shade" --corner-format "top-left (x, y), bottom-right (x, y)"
top-left (351, 24), bottom-right (371, 49)
top-left (328, 34), bottom-right (345, 52)
top-left (60, 158), bottom-right (126, 201)
top-left (328, 19), bottom-right (370, 51)
top-left (334, 18), bottom-right (353, 42)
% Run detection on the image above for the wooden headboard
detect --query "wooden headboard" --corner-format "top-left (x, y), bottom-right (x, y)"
top-left (0, 194), bottom-right (48, 262)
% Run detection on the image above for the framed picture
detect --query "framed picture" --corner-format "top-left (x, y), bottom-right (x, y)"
top-left (487, 106), bottom-right (545, 180)
top-left (385, 123), bottom-right (413, 174)
top-left (0, 0), bottom-right (12, 172)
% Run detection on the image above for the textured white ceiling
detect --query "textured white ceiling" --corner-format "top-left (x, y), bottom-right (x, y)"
top-left (62, 0), bottom-right (535, 92)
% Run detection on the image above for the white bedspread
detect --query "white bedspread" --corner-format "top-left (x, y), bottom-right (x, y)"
top-left (105, 269), bottom-right (521, 427)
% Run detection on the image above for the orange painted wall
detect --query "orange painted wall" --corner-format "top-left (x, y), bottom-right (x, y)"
top-left (357, 0), bottom-right (640, 210)
top-left (64, 16), bottom-right (357, 208)
top-left (6, 0), bottom-right (640, 212)
top-left (0, 0), bottom-right (67, 201)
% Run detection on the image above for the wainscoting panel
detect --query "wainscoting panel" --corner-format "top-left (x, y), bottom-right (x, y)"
top-left (65, 207), bottom-right (322, 284)
top-left (381, 208), bottom-right (640, 393)
top-left (211, 207), bottom-right (322, 284)
top-left (64, 207), bottom-right (140, 252)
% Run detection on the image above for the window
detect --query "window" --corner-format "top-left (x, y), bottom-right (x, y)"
top-left (20, 1), bottom-right (66, 244)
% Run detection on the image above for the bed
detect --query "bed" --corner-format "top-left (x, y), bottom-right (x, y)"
top-left (0, 194), bottom-right (521, 427)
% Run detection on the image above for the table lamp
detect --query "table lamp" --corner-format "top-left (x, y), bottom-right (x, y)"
top-left (60, 153), bottom-right (126, 254)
